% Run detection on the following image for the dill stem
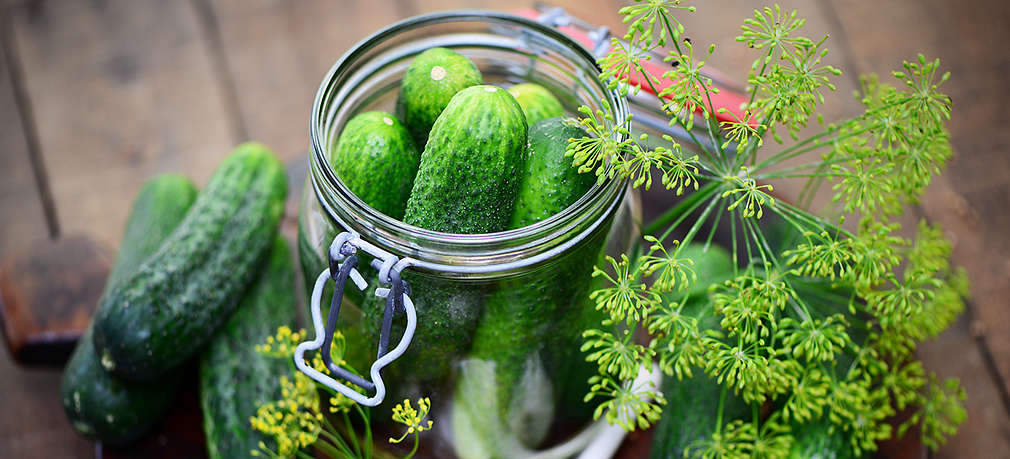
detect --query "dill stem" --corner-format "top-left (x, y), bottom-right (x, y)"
top-left (699, 78), bottom-right (729, 166)
top-left (405, 435), bottom-right (420, 459)
top-left (773, 200), bottom-right (853, 239)
top-left (744, 216), bottom-right (816, 320)
top-left (675, 117), bottom-right (725, 174)
top-left (715, 385), bottom-right (728, 435)
top-left (663, 190), bottom-right (722, 249)
top-left (644, 180), bottom-right (721, 236)
top-left (760, 172), bottom-right (843, 180)
top-left (340, 410), bottom-right (360, 456)
top-left (730, 204), bottom-right (739, 275)
top-left (355, 404), bottom-right (373, 458)
top-left (701, 196), bottom-right (725, 250)
top-left (315, 430), bottom-right (352, 458)
top-left (753, 97), bottom-right (911, 172)
top-left (756, 150), bottom-right (868, 179)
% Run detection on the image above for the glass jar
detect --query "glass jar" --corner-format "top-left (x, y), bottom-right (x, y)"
top-left (298, 10), bottom-right (638, 458)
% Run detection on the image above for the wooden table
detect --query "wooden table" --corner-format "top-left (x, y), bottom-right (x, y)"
top-left (1, 0), bottom-right (1008, 457)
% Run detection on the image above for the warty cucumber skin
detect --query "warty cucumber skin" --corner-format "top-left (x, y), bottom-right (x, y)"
top-left (403, 84), bottom-right (528, 233)
top-left (510, 118), bottom-right (596, 229)
top-left (331, 111), bottom-right (420, 220)
top-left (360, 85), bottom-right (528, 399)
top-left (61, 174), bottom-right (197, 445)
top-left (507, 84), bottom-right (565, 128)
top-left (396, 47), bottom-right (483, 146)
top-left (94, 142), bottom-right (287, 381)
top-left (200, 237), bottom-right (297, 459)
top-left (458, 118), bottom-right (598, 449)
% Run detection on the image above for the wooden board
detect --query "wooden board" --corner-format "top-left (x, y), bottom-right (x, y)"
top-left (918, 314), bottom-right (1010, 458)
top-left (825, 0), bottom-right (1010, 452)
top-left (201, 0), bottom-right (410, 164)
top-left (0, 329), bottom-right (92, 457)
top-left (9, 0), bottom-right (237, 254)
top-left (0, 6), bottom-right (50, 259)
top-left (0, 0), bottom-right (1006, 457)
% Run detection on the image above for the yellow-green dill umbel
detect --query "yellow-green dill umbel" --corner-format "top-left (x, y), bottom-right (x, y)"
top-left (570, 2), bottom-right (966, 457)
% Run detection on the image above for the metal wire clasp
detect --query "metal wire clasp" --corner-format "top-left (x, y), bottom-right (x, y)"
top-left (293, 232), bottom-right (417, 406)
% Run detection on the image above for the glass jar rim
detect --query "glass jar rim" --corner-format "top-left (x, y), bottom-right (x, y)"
top-left (308, 10), bottom-right (630, 275)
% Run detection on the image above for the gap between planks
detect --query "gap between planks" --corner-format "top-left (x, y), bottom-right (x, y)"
top-left (0, 5), bottom-right (59, 240)
top-left (189, 0), bottom-right (248, 144)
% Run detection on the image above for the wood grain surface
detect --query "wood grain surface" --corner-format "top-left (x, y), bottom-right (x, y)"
top-left (0, 0), bottom-right (1007, 457)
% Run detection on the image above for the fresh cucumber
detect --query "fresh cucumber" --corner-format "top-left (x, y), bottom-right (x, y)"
top-left (510, 117), bottom-right (596, 228)
top-left (789, 418), bottom-right (858, 459)
top-left (456, 119), bottom-right (598, 450)
top-left (330, 111), bottom-right (420, 220)
top-left (363, 84), bottom-right (529, 395)
top-left (200, 237), bottom-right (297, 459)
top-left (403, 84), bottom-right (528, 233)
top-left (507, 84), bottom-right (565, 127)
top-left (396, 47), bottom-right (482, 146)
top-left (651, 243), bottom-right (747, 458)
top-left (650, 372), bottom-right (751, 459)
top-left (94, 142), bottom-right (287, 381)
top-left (61, 174), bottom-right (198, 445)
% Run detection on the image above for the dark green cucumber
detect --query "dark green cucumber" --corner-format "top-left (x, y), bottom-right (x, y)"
top-left (200, 237), bottom-right (297, 459)
top-left (362, 84), bottom-right (529, 395)
top-left (510, 118), bottom-right (596, 229)
top-left (651, 243), bottom-right (747, 459)
top-left (789, 418), bottom-right (858, 459)
top-left (650, 372), bottom-right (751, 459)
top-left (507, 84), bottom-right (565, 128)
top-left (94, 142), bottom-right (287, 381)
top-left (456, 119), bottom-right (598, 449)
top-left (61, 174), bottom-right (198, 445)
top-left (330, 111), bottom-right (420, 220)
top-left (403, 84), bottom-right (528, 233)
top-left (396, 47), bottom-right (482, 146)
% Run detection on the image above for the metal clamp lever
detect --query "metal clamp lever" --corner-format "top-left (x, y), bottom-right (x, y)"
top-left (293, 232), bottom-right (418, 406)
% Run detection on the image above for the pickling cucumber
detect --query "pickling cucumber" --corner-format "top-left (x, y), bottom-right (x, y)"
top-left (456, 118), bottom-right (598, 450)
top-left (61, 174), bottom-right (197, 445)
top-left (331, 111), bottom-right (420, 220)
top-left (650, 372), bottom-right (751, 459)
top-left (651, 243), bottom-right (747, 458)
top-left (94, 142), bottom-right (287, 381)
top-left (396, 47), bottom-right (482, 146)
top-left (789, 418), bottom-right (858, 459)
top-left (200, 237), bottom-right (297, 459)
top-left (507, 84), bottom-right (565, 127)
top-left (364, 84), bottom-right (529, 393)
top-left (510, 117), bottom-right (596, 228)
top-left (403, 84), bottom-right (528, 233)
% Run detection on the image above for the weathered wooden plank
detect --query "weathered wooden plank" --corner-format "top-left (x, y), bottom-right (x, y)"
top-left (917, 313), bottom-right (1010, 458)
top-left (828, 0), bottom-right (1010, 415)
top-left (0, 7), bottom-right (50, 258)
top-left (0, 344), bottom-right (92, 457)
top-left (201, 0), bottom-right (409, 164)
top-left (10, 0), bottom-right (236, 253)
